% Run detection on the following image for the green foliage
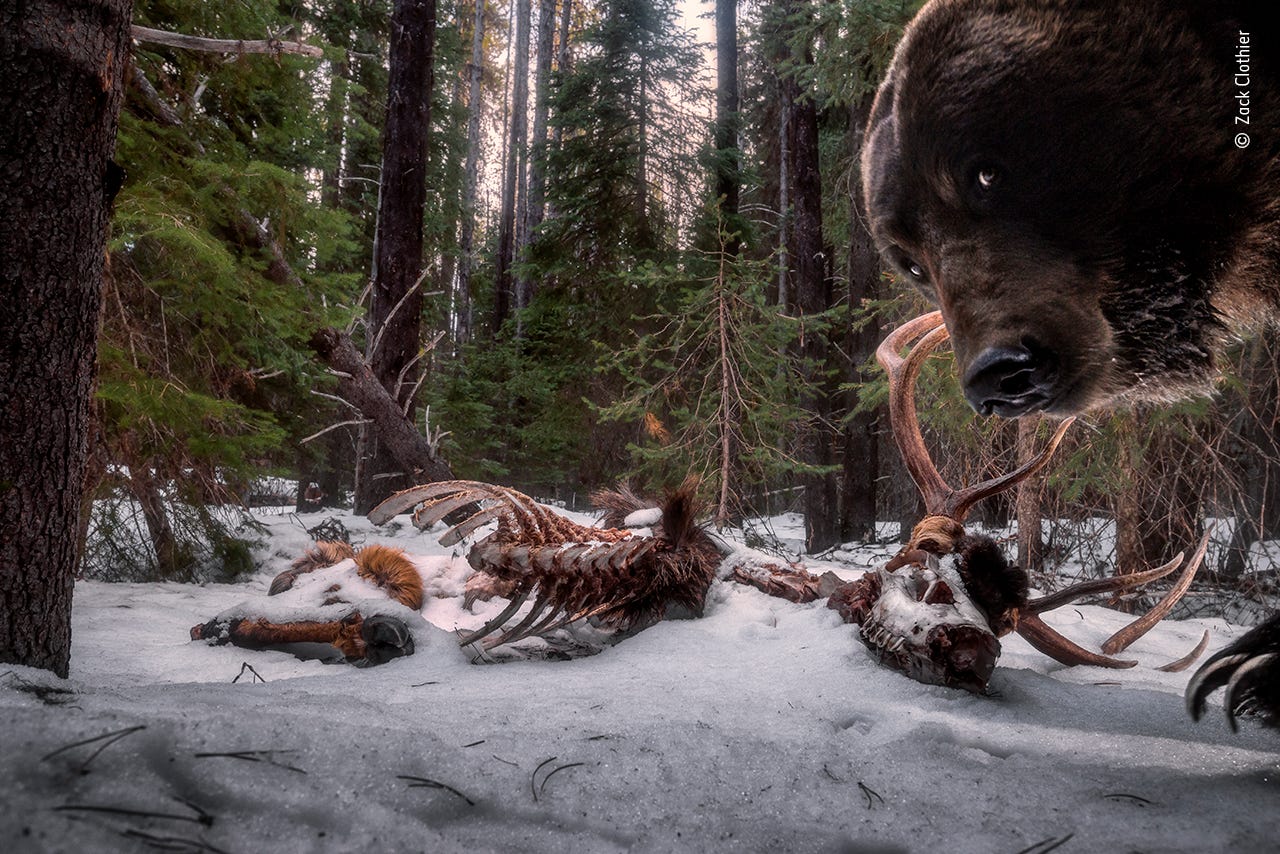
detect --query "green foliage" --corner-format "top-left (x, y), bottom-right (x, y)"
top-left (95, 0), bottom-right (381, 579)
top-left (597, 238), bottom-right (823, 517)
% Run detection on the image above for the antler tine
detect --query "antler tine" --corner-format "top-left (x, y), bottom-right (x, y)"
top-left (876, 311), bottom-right (1076, 527)
top-left (1016, 613), bottom-right (1138, 669)
top-left (1026, 550), bottom-right (1187, 614)
top-left (1100, 526), bottom-right (1212, 655)
top-left (875, 311), bottom-right (954, 515)
top-left (945, 417), bottom-right (1075, 520)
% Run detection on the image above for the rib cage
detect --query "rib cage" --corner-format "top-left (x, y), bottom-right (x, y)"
top-left (370, 480), bottom-right (721, 651)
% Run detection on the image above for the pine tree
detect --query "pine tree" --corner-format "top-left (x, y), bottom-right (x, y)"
top-left (1, 0), bottom-right (133, 676)
top-left (355, 0), bottom-right (439, 514)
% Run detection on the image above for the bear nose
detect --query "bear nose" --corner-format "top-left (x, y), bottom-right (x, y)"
top-left (962, 344), bottom-right (1057, 417)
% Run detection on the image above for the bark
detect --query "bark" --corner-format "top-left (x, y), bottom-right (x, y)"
top-left (1015, 417), bottom-right (1046, 571)
top-left (636, 51), bottom-right (650, 236)
top-left (840, 98), bottom-right (880, 543)
top-left (311, 328), bottom-right (453, 486)
top-left (130, 25), bottom-right (324, 58)
top-left (356, 0), bottom-right (437, 514)
top-left (551, 0), bottom-right (572, 155)
top-left (713, 0), bottom-right (740, 250)
top-left (127, 464), bottom-right (182, 579)
top-left (0, 0), bottom-right (132, 677)
top-left (455, 0), bottom-right (486, 347)
top-left (494, 0), bottom-right (531, 333)
top-left (715, 255), bottom-right (736, 527)
top-left (777, 83), bottom-right (790, 308)
top-left (518, 0), bottom-right (556, 307)
top-left (785, 53), bottom-right (838, 553)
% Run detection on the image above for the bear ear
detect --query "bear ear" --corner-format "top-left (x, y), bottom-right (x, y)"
top-left (865, 74), bottom-right (896, 139)
top-left (861, 75), bottom-right (899, 219)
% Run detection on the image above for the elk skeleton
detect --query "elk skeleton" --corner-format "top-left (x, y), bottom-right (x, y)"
top-left (367, 479), bottom-right (721, 652)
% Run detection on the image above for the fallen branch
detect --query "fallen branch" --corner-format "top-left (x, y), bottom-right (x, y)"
top-left (309, 327), bottom-right (454, 485)
top-left (131, 25), bottom-right (325, 59)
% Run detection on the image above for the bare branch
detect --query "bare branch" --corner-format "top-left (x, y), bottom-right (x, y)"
top-left (131, 25), bottom-right (325, 59)
top-left (300, 419), bottom-right (369, 445)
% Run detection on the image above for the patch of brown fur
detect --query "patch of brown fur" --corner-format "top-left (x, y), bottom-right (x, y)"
top-left (354, 545), bottom-right (424, 611)
top-left (191, 614), bottom-right (368, 660)
top-left (270, 540), bottom-right (356, 595)
top-left (590, 482), bottom-right (650, 529)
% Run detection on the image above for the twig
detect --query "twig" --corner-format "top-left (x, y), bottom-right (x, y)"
top-left (538, 762), bottom-right (585, 797)
top-left (309, 389), bottom-right (359, 411)
top-left (368, 270), bottom-right (430, 362)
top-left (857, 781), bottom-right (884, 810)
top-left (192, 750), bottom-right (306, 775)
top-left (462, 740), bottom-right (485, 748)
top-left (530, 756), bottom-right (558, 802)
top-left (120, 828), bottom-right (228, 854)
top-left (232, 662), bottom-right (267, 684)
top-left (42, 725), bottom-right (147, 772)
top-left (1014, 834), bottom-right (1075, 854)
top-left (491, 755), bottom-right (519, 768)
top-left (54, 802), bottom-right (212, 826)
top-left (396, 774), bottom-right (475, 806)
top-left (300, 419), bottom-right (370, 445)
top-left (1104, 793), bottom-right (1154, 805)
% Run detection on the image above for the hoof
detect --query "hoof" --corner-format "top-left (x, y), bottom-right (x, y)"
top-left (359, 615), bottom-right (415, 666)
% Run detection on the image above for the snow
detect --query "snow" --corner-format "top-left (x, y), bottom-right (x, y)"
top-left (2, 508), bottom-right (1278, 853)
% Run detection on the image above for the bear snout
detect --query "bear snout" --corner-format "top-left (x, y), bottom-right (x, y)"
top-left (961, 341), bottom-right (1059, 418)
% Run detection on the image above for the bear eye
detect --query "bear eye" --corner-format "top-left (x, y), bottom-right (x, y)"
top-left (897, 253), bottom-right (925, 280)
top-left (977, 168), bottom-right (997, 189)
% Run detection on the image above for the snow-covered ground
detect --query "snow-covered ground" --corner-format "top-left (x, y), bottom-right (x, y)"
top-left (2, 508), bottom-right (1278, 853)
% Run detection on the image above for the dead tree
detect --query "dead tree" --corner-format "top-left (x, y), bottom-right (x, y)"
top-left (310, 327), bottom-right (453, 486)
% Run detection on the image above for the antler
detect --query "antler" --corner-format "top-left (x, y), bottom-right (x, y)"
top-left (877, 313), bottom-right (1206, 669)
top-left (876, 311), bottom-right (1075, 529)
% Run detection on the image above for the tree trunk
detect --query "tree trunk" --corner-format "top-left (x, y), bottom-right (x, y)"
top-left (518, 0), bottom-right (556, 309)
top-left (785, 56), bottom-right (837, 553)
top-left (312, 328), bottom-right (453, 487)
top-left (713, 0), bottom-right (740, 251)
top-left (776, 82), bottom-right (790, 308)
top-left (840, 98), bottom-right (879, 543)
top-left (551, 0), bottom-right (572, 156)
top-left (1224, 337), bottom-right (1280, 576)
top-left (1015, 417), bottom-right (1046, 571)
top-left (494, 0), bottom-right (531, 334)
top-left (455, 0), bottom-right (486, 347)
top-left (355, 0), bottom-right (437, 515)
top-left (127, 464), bottom-right (183, 580)
top-left (0, 0), bottom-right (132, 677)
top-left (1113, 415), bottom-right (1200, 591)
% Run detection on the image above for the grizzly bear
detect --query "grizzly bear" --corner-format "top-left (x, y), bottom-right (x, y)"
top-left (862, 0), bottom-right (1278, 727)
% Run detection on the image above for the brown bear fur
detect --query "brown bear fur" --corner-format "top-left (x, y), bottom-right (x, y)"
top-left (862, 0), bottom-right (1278, 414)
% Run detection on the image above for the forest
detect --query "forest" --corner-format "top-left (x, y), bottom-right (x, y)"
top-left (6, 0), bottom-right (1280, 636)
top-left (4, 2), bottom-right (1280, 849)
